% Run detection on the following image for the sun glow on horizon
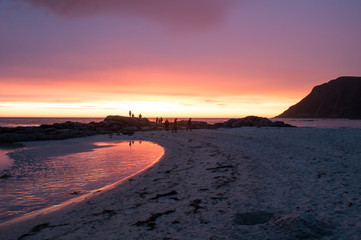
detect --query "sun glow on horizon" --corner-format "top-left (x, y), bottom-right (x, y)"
top-left (1, 1), bottom-right (361, 119)
top-left (0, 94), bottom-right (299, 118)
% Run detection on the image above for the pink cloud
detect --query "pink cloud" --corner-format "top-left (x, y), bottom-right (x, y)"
top-left (20, 0), bottom-right (238, 33)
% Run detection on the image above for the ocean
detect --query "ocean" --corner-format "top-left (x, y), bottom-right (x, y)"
top-left (273, 118), bottom-right (361, 129)
top-left (0, 117), bottom-right (104, 128)
top-left (0, 117), bottom-right (228, 128)
top-left (1, 117), bottom-right (361, 128)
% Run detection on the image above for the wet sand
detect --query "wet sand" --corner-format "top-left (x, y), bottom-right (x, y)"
top-left (1, 127), bottom-right (361, 239)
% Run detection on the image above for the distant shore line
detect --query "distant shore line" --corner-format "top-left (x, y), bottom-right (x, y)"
top-left (0, 115), bottom-right (292, 143)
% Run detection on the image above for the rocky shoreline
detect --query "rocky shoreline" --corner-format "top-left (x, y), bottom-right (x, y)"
top-left (0, 115), bottom-right (293, 142)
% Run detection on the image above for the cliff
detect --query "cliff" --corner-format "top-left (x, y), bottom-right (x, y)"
top-left (277, 76), bottom-right (361, 119)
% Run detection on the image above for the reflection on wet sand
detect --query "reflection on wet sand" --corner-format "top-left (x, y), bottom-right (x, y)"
top-left (0, 140), bottom-right (164, 223)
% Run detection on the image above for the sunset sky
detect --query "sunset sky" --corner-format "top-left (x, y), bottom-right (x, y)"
top-left (1, 0), bottom-right (361, 118)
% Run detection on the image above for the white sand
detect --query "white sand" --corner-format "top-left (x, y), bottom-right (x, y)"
top-left (1, 127), bottom-right (361, 239)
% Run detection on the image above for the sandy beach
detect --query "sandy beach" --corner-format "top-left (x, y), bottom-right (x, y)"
top-left (1, 127), bottom-right (361, 239)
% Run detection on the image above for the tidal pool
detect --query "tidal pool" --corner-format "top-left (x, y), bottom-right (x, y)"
top-left (0, 140), bottom-right (164, 223)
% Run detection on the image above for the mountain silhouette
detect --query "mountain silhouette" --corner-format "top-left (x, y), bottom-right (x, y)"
top-left (277, 76), bottom-right (361, 119)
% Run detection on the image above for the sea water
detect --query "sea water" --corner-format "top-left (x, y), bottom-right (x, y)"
top-left (0, 117), bottom-right (103, 128)
top-left (0, 140), bottom-right (164, 223)
top-left (0, 117), bottom-right (227, 127)
top-left (273, 118), bottom-right (361, 128)
top-left (1, 117), bottom-right (361, 128)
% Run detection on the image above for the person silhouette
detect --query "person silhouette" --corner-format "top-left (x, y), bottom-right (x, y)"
top-left (172, 118), bottom-right (178, 133)
top-left (129, 110), bottom-right (132, 117)
top-left (139, 114), bottom-right (142, 118)
top-left (164, 119), bottom-right (169, 131)
top-left (187, 118), bottom-right (192, 131)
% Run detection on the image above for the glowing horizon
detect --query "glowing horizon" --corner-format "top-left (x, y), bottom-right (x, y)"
top-left (0, 94), bottom-right (300, 118)
top-left (1, 0), bottom-right (361, 118)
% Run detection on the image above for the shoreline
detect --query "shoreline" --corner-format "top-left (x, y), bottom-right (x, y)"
top-left (0, 151), bottom-right (165, 229)
top-left (0, 135), bottom-right (165, 225)
top-left (0, 115), bottom-right (292, 142)
top-left (1, 127), bottom-right (361, 239)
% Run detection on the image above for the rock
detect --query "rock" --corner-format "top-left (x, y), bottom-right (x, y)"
top-left (0, 173), bottom-right (11, 179)
top-left (277, 76), bottom-right (361, 119)
top-left (0, 116), bottom-right (158, 142)
top-left (0, 122), bottom-right (99, 142)
top-left (212, 116), bottom-right (293, 128)
top-left (177, 120), bottom-right (210, 129)
top-left (103, 115), bottom-right (151, 128)
top-left (0, 115), bottom-right (292, 142)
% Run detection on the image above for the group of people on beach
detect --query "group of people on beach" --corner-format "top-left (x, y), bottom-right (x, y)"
top-left (154, 117), bottom-right (192, 133)
top-left (155, 117), bottom-right (163, 124)
top-left (128, 110), bottom-right (192, 133)
top-left (169, 118), bottom-right (192, 133)
top-left (162, 118), bottom-right (193, 133)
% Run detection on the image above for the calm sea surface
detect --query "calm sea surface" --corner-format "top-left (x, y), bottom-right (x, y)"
top-left (0, 117), bottom-right (104, 128)
top-left (0, 117), bottom-right (228, 127)
top-left (273, 118), bottom-right (361, 129)
top-left (1, 117), bottom-right (361, 128)
top-left (0, 140), bottom-right (164, 223)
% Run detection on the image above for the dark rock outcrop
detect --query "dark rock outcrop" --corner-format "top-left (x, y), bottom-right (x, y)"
top-left (177, 120), bottom-right (209, 130)
top-left (277, 76), bottom-right (361, 119)
top-left (0, 123), bottom-right (99, 142)
top-left (103, 115), bottom-right (155, 131)
top-left (0, 116), bottom-right (292, 142)
top-left (212, 116), bottom-right (293, 128)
